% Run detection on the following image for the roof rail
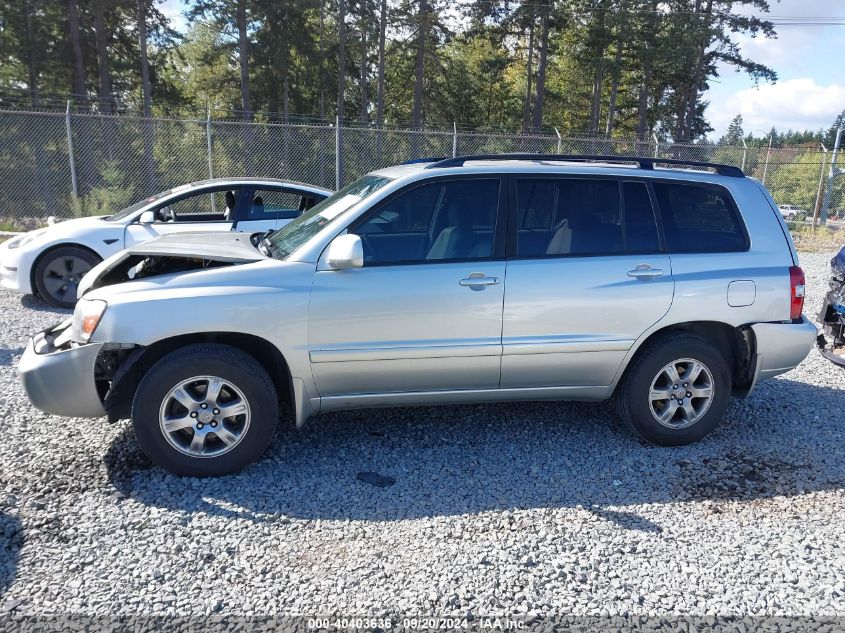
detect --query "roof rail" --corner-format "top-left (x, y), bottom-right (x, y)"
top-left (424, 154), bottom-right (745, 177)
top-left (402, 156), bottom-right (448, 165)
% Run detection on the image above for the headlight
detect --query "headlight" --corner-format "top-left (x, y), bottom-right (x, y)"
top-left (5, 229), bottom-right (46, 250)
top-left (73, 299), bottom-right (107, 342)
top-left (5, 235), bottom-right (24, 249)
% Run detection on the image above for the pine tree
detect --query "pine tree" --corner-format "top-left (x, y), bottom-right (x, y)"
top-left (719, 115), bottom-right (745, 146)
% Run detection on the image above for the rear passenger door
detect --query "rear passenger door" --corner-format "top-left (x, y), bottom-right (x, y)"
top-left (501, 177), bottom-right (674, 389)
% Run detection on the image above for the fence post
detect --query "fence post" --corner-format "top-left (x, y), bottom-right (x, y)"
top-left (820, 127), bottom-right (842, 225)
top-left (206, 108), bottom-right (215, 213)
top-left (813, 143), bottom-right (828, 228)
top-left (65, 101), bottom-right (79, 211)
top-left (762, 132), bottom-right (773, 185)
top-left (741, 137), bottom-right (748, 173)
top-left (652, 133), bottom-right (659, 159)
top-left (554, 127), bottom-right (562, 153)
top-left (452, 122), bottom-right (458, 158)
top-left (335, 116), bottom-right (343, 190)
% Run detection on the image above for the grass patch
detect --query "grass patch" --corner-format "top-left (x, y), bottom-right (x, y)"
top-left (791, 225), bottom-right (844, 252)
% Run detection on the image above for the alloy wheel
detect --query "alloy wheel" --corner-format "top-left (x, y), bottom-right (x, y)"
top-left (648, 358), bottom-right (715, 429)
top-left (158, 375), bottom-right (251, 458)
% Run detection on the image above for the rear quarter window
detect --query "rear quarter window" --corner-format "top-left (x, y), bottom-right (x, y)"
top-left (652, 182), bottom-right (748, 253)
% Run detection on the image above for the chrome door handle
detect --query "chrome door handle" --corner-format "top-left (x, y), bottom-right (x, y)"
top-left (459, 273), bottom-right (500, 289)
top-left (627, 265), bottom-right (664, 279)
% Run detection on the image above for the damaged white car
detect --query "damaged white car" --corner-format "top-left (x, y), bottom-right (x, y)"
top-left (0, 178), bottom-right (329, 308)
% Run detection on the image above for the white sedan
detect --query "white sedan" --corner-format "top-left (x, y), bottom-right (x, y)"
top-left (0, 178), bottom-right (330, 307)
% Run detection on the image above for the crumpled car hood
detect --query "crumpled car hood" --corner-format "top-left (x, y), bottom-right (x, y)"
top-left (78, 231), bottom-right (266, 297)
top-left (121, 231), bottom-right (265, 261)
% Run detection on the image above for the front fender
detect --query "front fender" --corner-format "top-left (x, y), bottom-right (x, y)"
top-left (86, 262), bottom-right (318, 423)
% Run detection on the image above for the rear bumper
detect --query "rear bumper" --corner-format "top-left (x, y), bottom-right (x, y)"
top-left (18, 321), bottom-right (107, 418)
top-left (747, 316), bottom-right (817, 391)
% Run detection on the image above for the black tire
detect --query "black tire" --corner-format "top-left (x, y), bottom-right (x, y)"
top-left (615, 334), bottom-right (731, 446)
top-left (33, 245), bottom-right (102, 308)
top-left (132, 344), bottom-right (278, 476)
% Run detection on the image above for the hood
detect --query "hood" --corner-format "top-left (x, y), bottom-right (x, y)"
top-left (52, 215), bottom-right (109, 229)
top-left (78, 231), bottom-right (266, 297)
top-left (123, 231), bottom-right (265, 261)
top-left (43, 216), bottom-right (112, 236)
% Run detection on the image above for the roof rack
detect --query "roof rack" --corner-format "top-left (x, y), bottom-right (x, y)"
top-left (424, 154), bottom-right (745, 178)
top-left (402, 157), bottom-right (448, 165)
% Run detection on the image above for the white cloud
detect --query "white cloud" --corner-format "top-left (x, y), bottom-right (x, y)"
top-left (710, 78), bottom-right (845, 137)
top-left (160, 0), bottom-right (188, 33)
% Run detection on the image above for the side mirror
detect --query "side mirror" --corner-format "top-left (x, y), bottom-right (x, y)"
top-left (139, 210), bottom-right (155, 224)
top-left (325, 234), bottom-right (363, 270)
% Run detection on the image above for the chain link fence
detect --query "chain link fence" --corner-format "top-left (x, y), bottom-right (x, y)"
top-left (0, 108), bottom-right (842, 235)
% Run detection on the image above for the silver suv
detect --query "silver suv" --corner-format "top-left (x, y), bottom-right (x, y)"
top-left (19, 155), bottom-right (817, 476)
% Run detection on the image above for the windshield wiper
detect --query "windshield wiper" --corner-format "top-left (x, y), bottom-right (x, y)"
top-left (259, 235), bottom-right (274, 257)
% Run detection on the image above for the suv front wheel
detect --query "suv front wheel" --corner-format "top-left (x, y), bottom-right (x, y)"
top-left (616, 334), bottom-right (731, 446)
top-left (132, 344), bottom-right (279, 476)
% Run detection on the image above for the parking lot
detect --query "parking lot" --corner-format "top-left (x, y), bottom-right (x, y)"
top-left (0, 251), bottom-right (843, 619)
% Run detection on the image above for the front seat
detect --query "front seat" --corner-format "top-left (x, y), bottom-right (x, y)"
top-left (223, 190), bottom-right (237, 220)
top-left (546, 217), bottom-right (572, 255)
top-left (426, 199), bottom-right (477, 260)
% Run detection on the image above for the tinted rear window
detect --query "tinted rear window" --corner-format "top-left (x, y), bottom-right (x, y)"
top-left (514, 178), bottom-right (660, 257)
top-left (652, 182), bottom-right (747, 253)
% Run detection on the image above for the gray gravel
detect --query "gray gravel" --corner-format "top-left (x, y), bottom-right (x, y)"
top-left (0, 252), bottom-right (843, 620)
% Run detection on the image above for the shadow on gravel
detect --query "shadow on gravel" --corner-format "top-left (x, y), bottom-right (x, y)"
top-left (103, 378), bottom-right (845, 528)
top-left (0, 511), bottom-right (22, 596)
top-left (0, 347), bottom-right (23, 367)
top-left (20, 295), bottom-right (71, 316)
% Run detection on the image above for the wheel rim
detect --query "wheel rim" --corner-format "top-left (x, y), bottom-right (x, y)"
top-left (42, 255), bottom-right (93, 303)
top-left (648, 358), bottom-right (715, 430)
top-left (158, 375), bottom-right (251, 459)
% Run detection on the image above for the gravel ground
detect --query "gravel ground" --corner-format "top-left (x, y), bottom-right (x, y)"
top-left (0, 252), bottom-right (843, 622)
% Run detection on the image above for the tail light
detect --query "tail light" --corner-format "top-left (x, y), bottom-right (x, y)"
top-left (789, 266), bottom-right (805, 319)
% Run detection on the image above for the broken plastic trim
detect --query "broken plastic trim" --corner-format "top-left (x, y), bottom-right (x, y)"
top-left (816, 334), bottom-right (845, 368)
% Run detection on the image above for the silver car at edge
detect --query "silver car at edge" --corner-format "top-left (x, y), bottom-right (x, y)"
top-left (19, 155), bottom-right (817, 476)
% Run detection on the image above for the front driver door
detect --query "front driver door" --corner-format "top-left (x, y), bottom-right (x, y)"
top-left (124, 186), bottom-right (239, 248)
top-left (308, 177), bottom-right (507, 397)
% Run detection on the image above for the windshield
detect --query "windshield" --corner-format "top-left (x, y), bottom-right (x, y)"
top-left (266, 175), bottom-right (392, 259)
top-left (105, 189), bottom-right (175, 221)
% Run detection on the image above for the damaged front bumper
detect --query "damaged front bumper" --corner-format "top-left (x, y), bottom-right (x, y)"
top-left (18, 319), bottom-right (107, 418)
top-left (817, 273), bottom-right (845, 368)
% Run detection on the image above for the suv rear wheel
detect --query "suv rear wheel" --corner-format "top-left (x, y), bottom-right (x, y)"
top-left (616, 334), bottom-right (731, 446)
top-left (132, 344), bottom-right (278, 476)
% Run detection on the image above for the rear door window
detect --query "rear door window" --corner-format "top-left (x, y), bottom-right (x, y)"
top-left (514, 178), bottom-right (661, 257)
top-left (247, 188), bottom-right (305, 220)
top-left (652, 182), bottom-right (748, 253)
top-left (623, 181), bottom-right (660, 253)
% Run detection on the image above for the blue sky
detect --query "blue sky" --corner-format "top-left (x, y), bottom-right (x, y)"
top-left (705, 0), bottom-right (845, 139)
top-left (162, 0), bottom-right (845, 138)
